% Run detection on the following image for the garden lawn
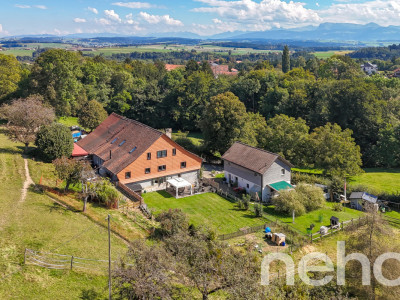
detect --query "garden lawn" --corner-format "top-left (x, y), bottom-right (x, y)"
top-left (349, 168), bottom-right (400, 194)
top-left (143, 191), bottom-right (266, 234)
top-left (263, 202), bottom-right (364, 234)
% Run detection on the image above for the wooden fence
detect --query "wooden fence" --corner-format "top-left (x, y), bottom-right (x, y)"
top-left (24, 248), bottom-right (114, 274)
top-left (116, 182), bottom-right (143, 205)
top-left (218, 223), bottom-right (270, 240)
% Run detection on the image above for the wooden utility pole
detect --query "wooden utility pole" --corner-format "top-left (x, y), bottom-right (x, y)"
top-left (107, 214), bottom-right (112, 300)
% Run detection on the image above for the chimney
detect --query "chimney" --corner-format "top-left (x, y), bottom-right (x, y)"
top-left (165, 128), bottom-right (172, 139)
top-left (109, 150), bottom-right (112, 160)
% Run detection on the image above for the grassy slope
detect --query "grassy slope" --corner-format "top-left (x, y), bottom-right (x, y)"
top-left (143, 191), bottom-right (266, 234)
top-left (263, 202), bottom-right (364, 234)
top-left (293, 167), bottom-right (400, 194)
top-left (349, 168), bottom-right (400, 194)
top-left (0, 130), bottom-right (129, 299)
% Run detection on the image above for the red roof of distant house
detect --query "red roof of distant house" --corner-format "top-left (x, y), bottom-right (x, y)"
top-left (72, 143), bottom-right (89, 157)
top-left (210, 64), bottom-right (239, 76)
top-left (165, 64), bottom-right (184, 71)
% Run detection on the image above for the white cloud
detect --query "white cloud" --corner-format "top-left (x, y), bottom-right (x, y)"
top-left (33, 5), bottom-right (47, 10)
top-left (316, 2), bottom-right (320, 7)
top-left (88, 7), bottom-right (98, 14)
top-left (192, 0), bottom-right (322, 29)
top-left (112, 2), bottom-right (157, 9)
top-left (74, 18), bottom-right (87, 23)
top-left (139, 12), bottom-right (183, 26)
top-left (0, 24), bottom-right (2, 32)
top-left (126, 13), bottom-right (133, 20)
top-left (320, 0), bottom-right (400, 26)
top-left (15, 4), bottom-right (47, 9)
top-left (104, 9), bottom-right (122, 23)
top-left (96, 18), bottom-right (111, 25)
top-left (15, 4), bottom-right (31, 8)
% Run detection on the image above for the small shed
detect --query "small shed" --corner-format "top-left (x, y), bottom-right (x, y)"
top-left (272, 233), bottom-right (286, 246)
top-left (349, 192), bottom-right (378, 211)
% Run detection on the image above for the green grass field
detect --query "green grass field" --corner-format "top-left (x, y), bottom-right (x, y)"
top-left (312, 50), bottom-right (353, 59)
top-left (349, 168), bottom-right (400, 194)
top-left (57, 116), bottom-right (79, 127)
top-left (263, 202), bottom-right (363, 234)
top-left (0, 129), bottom-right (129, 299)
top-left (143, 191), bottom-right (266, 234)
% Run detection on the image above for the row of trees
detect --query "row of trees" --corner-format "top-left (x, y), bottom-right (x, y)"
top-left (1, 49), bottom-right (400, 167)
top-left (201, 93), bottom-right (362, 176)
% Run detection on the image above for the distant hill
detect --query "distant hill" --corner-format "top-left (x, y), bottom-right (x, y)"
top-left (226, 23), bottom-right (400, 42)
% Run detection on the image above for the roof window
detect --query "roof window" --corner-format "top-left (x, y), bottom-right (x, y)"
top-left (111, 137), bottom-right (118, 144)
top-left (119, 140), bottom-right (126, 146)
top-left (129, 146), bottom-right (137, 153)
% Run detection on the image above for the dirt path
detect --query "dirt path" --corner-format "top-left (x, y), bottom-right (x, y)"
top-left (20, 157), bottom-right (33, 203)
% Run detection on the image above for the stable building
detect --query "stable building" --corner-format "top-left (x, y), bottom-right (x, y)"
top-left (76, 113), bottom-right (202, 193)
top-left (222, 142), bottom-right (294, 202)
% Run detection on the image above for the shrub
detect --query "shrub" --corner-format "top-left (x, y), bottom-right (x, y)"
top-left (333, 203), bottom-right (344, 212)
top-left (93, 179), bottom-right (120, 209)
top-left (35, 123), bottom-right (74, 162)
top-left (272, 183), bottom-right (325, 216)
top-left (155, 209), bottom-right (188, 237)
top-left (296, 183), bottom-right (325, 212)
top-left (254, 203), bottom-right (262, 217)
top-left (291, 172), bottom-right (331, 186)
top-left (242, 194), bottom-right (250, 210)
top-left (273, 189), bottom-right (306, 216)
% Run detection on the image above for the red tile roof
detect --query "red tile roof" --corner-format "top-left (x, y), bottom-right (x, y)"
top-left (165, 64), bottom-right (184, 71)
top-left (222, 142), bottom-right (294, 174)
top-left (72, 143), bottom-right (89, 157)
top-left (76, 113), bottom-right (163, 175)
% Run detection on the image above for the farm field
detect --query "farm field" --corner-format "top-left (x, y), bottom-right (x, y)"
top-left (263, 202), bottom-right (364, 234)
top-left (0, 129), bottom-right (129, 299)
top-left (143, 191), bottom-right (266, 234)
top-left (312, 50), bottom-right (353, 59)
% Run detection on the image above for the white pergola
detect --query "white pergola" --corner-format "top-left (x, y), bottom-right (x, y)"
top-left (166, 178), bottom-right (193, 198)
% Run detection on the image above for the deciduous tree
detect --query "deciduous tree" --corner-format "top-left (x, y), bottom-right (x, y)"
top-left (0, 95), bottom-right (55, 152)
top-left (35, 123), bottom-right (74, 162)
top-left (78, 99), bottom-right (108, 131)
top-left (310, 123), bottom-right (363, 176)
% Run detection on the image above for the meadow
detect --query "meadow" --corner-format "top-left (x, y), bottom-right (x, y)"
top-left (0, 129), bottom-right (129, 299)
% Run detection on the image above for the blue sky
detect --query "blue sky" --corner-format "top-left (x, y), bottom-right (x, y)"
top-left (1, 0), bottom-right (400, 36)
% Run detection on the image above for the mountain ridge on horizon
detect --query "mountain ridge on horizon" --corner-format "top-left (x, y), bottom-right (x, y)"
top-left (3, 22), bottom-right (400, 42)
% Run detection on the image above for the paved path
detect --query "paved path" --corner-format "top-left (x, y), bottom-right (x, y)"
top-left (20, 157), bottom-right (33, 203)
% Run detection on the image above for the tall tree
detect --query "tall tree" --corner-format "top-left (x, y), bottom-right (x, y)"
top-left (264, 114), bottom-right (310, 167)
top-left (310, 123), bottom-right (363, 176)
top-left (0, 54), bottom-right (22, 101)
top-left (282, 45), bottom-right (290, 73)
top-left (78, 100), bottom-right (108, 132)
top-left (0, 95), bottom-right (55, 152)
top-left (29, 49), bottom-right (83, 116)
top-left (199, 92), bottom-right (250, 154)
top-left (35, 123), bottom-right (74, 162)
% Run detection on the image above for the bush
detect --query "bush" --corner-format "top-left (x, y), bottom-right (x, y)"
top-left (291, 172), bottom-right (331, 186)
top-left (35, 123), bottom-right (74, 162)
top-left (272, 183), bottom-right (325, 216)
top-left (254, 203), bottom-right (262, 217)
top-left (173, 136), bottom-right (202, 155)
top-left (93, 179), bottom-right (120, 209)
top-left (237, 194), bottom-right (251, 211)
top-left (155, 209), bottom-right (188, 238)
top-left (333, 203), bottom-right (344, 212)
